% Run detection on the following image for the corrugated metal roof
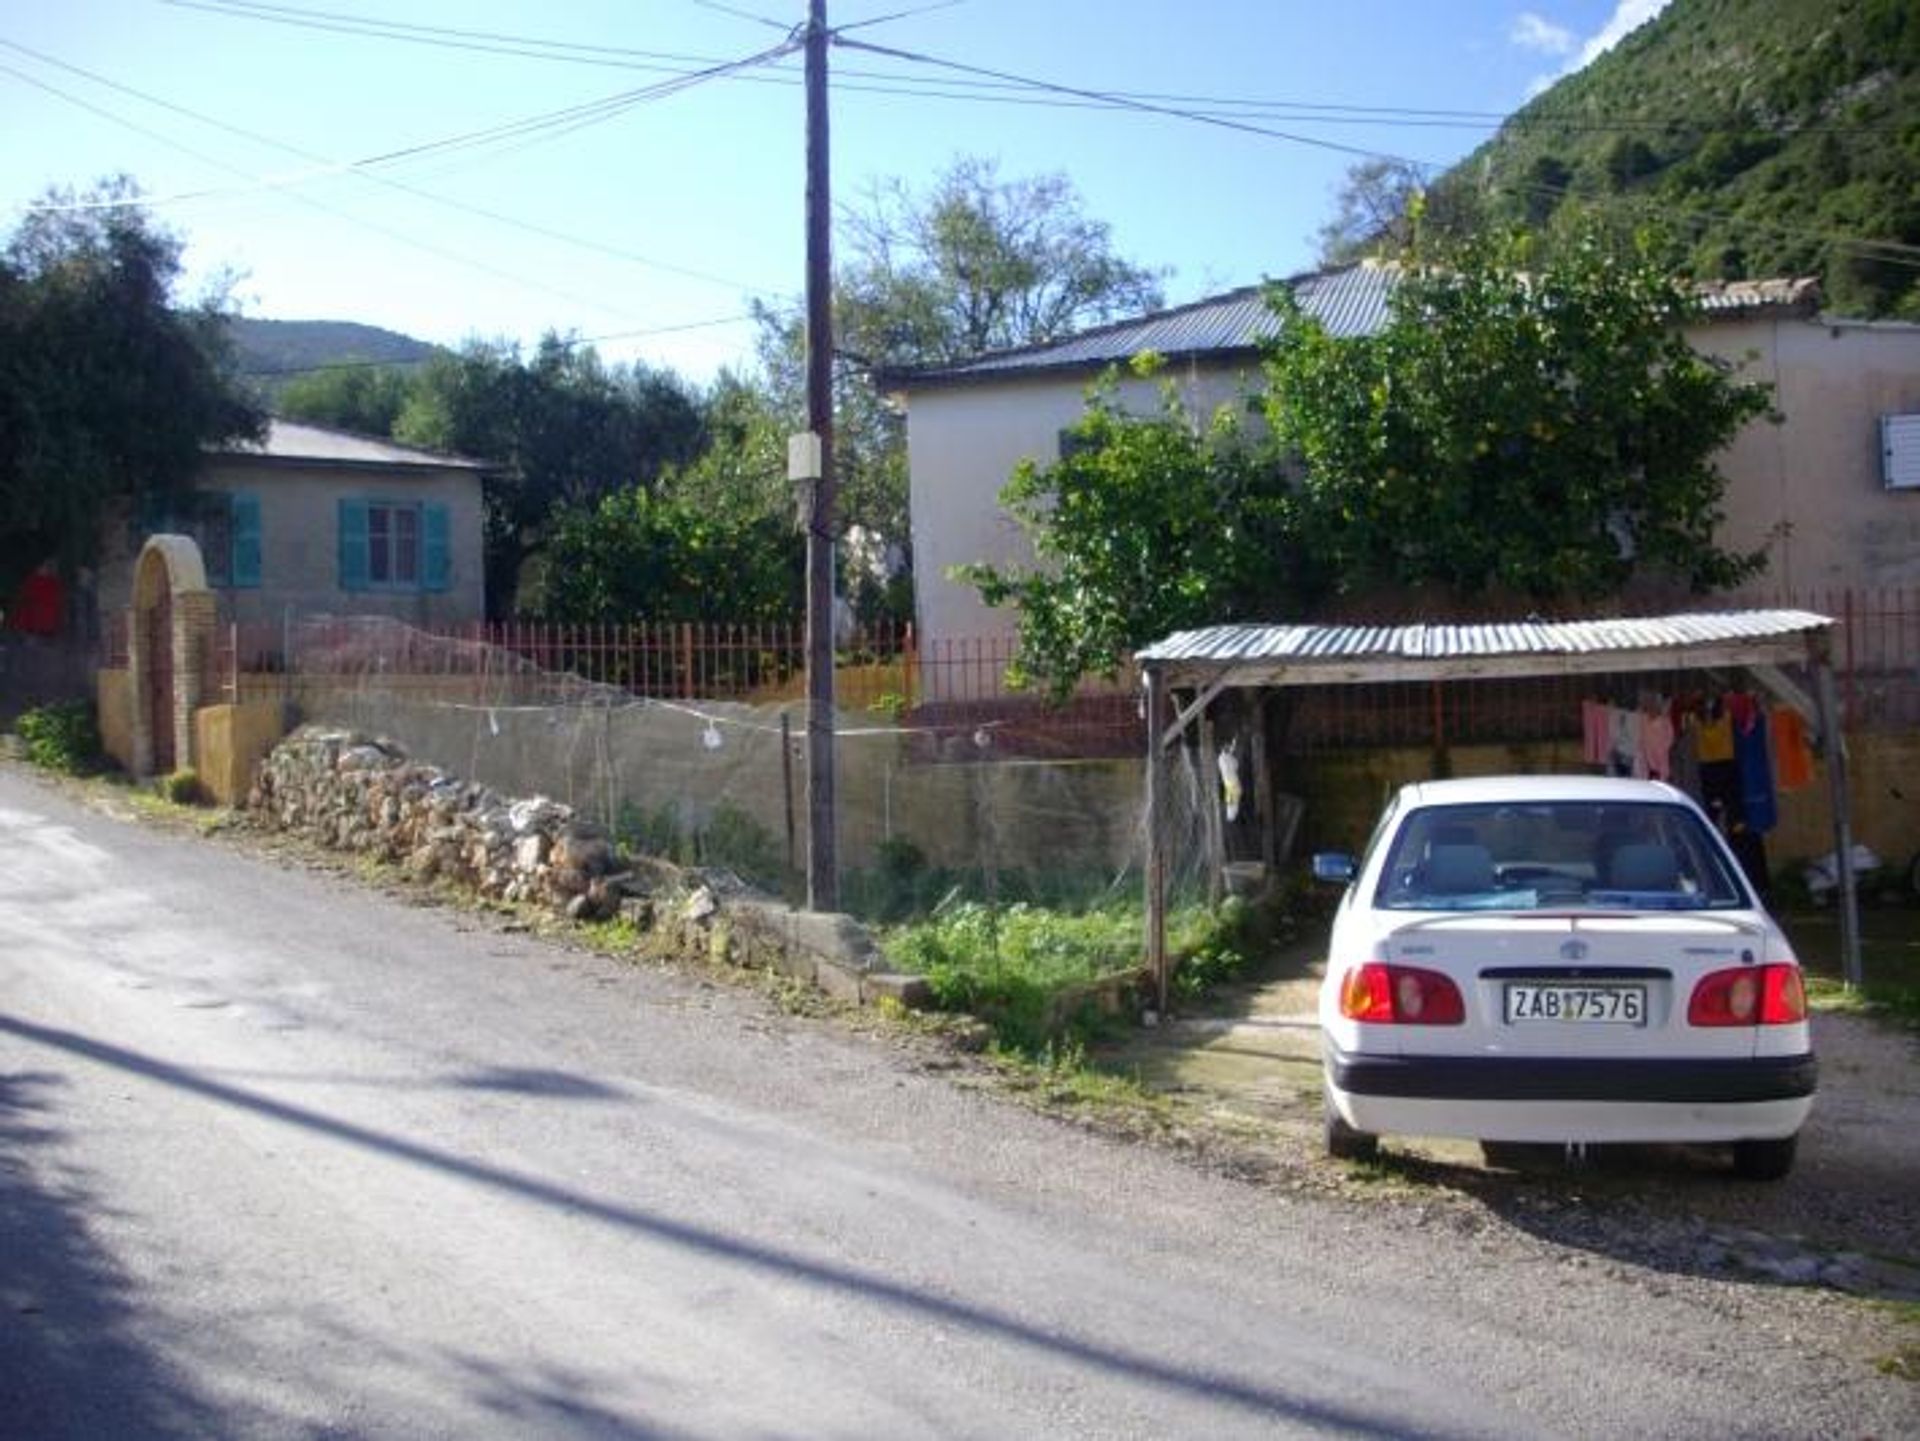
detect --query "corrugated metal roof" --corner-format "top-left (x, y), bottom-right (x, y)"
top-left (213, 420), bottom-right (490, 471)
top-left (1137, 609), bottom-right (1831, 670)
top-left (892, 268), bottom-right (1823, 388)
top-left (894, 263), bottom-right (1395, 385)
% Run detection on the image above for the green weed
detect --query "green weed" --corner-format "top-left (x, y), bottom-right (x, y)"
top-left (13, 700), bottom-right (102, 775)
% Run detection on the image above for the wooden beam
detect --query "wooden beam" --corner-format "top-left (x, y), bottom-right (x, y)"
top-left (1252, 693), bottom-right (1275, 875)
top-left (1162, 671), bottom-right (1237, 750)
top-left (1143, 666), bottom-right (1169, 1016)
top-left (1200, 705), bottom-right (1224, 905)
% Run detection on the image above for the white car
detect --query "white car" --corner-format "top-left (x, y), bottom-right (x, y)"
top-left (1313, 776), bottom-right (1815, 1180)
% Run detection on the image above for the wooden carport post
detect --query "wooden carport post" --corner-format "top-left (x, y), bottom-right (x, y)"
top-left (1143, 665), bottom-right (1169, 1016)
top-left (1808, 630), bottom-right (1863, 989)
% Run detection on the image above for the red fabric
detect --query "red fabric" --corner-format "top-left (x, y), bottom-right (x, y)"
top-left (3, 572), bottom-right (62, 635)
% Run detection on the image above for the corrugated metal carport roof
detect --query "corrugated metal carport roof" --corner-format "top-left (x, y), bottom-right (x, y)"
top-left (1137, 609), bottom-right (1833, 688)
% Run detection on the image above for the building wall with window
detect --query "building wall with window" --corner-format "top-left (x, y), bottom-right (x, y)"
top-left (897, 294), bottom-right (1920, 662)
top-left (1691, 314), bottom-right (1920, 594)
top-left (96, 421), bottom-right (489, 631)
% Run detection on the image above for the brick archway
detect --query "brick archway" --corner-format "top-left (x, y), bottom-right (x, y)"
top-left (128, 535), bottom-right (216, 779)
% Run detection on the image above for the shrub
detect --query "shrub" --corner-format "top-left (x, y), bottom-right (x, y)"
top-left (161, 768), bottom-right (206, 806)
top-left (14, 701), bottom-right (102, 775)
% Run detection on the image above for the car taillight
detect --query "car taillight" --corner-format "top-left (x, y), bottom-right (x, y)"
top-left (1688, 964), bottom-right (1807, 1026)
top-left (1338, 963), bottom-right (1465, 1025)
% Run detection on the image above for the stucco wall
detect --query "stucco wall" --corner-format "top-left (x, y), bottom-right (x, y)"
top-left (905, 362), bottom-right (1261, 671)
top-left (1694, 315), bottom-right (1920, 593)
top-left (96, 460), bottom-right (487, 630)
top-left (194, 699), bottom-right (289, 806)
top-left (96, 668), bottom-right (134, 772)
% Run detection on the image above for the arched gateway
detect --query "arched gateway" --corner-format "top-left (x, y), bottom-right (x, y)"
top-left (127, 535), bottom-right (217, 778)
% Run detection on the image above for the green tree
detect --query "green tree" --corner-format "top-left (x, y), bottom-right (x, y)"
top-left (754, 156), bottom-right (1165, 596)
top-left (1261, 224), bottom-right (1775, 603)
top-left (277, 363), bottom-right (416, 436)
top-left (959, 359), bottom-right (1295, 702)
top-left (393, 334), bottom-right (705, 616)
top-left (0, 179), bottom-right (262, 605)
top-left (535, 483), bottom-right (801, 625)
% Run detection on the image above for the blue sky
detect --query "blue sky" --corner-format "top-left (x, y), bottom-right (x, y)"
top-left (0, 0), bottom-right (1667, 383)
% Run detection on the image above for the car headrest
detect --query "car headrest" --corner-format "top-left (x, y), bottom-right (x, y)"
top-left (1608, 842), bottom-right (1679, 891)
top-left (1425, 843), bottom-right (1495, 894)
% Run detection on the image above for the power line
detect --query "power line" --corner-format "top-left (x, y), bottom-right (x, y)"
top-left (164, 0), bottom-right (1912, 141)
top-left (836, 34), bottom-right (1920, 277)
top-left (0, 37), bottom-right (793, 296)
top-left (11, 38), bottom-right (799, 214)
top-left (684, 0), bottom-right (794, 33)
top-left (1, 35), bottom-right (779, 293)
top-left (835, 33), bottom-right (1447, 168)
top-left (0, 58), bottom-right (773, 324)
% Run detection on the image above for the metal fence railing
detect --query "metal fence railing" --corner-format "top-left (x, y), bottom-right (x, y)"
top-left (99, 585), bottom-right (1920, 755)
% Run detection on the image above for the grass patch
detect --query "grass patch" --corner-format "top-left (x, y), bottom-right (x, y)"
top-left (1874, 1344), bottom-right (1920, 1382)
top-left (882, 894), bottom-right (1277, 1056)
top-left (1789, 907), bottom-right (1920, 1032)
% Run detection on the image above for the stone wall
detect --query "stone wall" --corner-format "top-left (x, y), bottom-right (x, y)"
top-left (250, 727), bottom-right (929, 1009)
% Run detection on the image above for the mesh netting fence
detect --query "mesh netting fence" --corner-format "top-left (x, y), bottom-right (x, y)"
top-left (276, 616), bottom-right (1231, 931)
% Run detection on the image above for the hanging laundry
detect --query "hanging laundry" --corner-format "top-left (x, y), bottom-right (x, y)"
top-left (1638, 701), bottom-right (1674, 781)
top-left (1606, 706), bottom-right (1640, 778)
top-left (1217, 740), bottom-right (1243, 822)
top-left (1581, 700), bottom-right (1611, 767)
top-left (1732, 697), bottom-right (1778, 834)
top-left (1668, 720), bottom-right (1703, 802)
top-left (1695, 705), bottom-right (1735, 763)
top-left (1772, 706), bottom-right (1815, 791)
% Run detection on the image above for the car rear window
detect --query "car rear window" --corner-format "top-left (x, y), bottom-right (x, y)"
top-left (1374, 801), bottom-right (1752, 911)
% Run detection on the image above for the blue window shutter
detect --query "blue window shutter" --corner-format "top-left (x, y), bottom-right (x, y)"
top-left (230, 493), bottom-right (262, 588)
top-left (338, 498), bottom-right (370, 592)
top-left (423, 502), bottom-right (451, 592)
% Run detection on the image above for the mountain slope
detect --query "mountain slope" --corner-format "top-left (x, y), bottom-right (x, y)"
top-left (228, 317), bottom-right (439, 383)
top-left (1432, 0), bottom-right (1920, 317)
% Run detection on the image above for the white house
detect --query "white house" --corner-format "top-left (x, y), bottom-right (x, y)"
top-left (888, 263), bottom-right (1920, 676)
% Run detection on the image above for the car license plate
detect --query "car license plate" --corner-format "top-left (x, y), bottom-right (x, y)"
top-left (1504, 984), bottom-right (1646, 1025)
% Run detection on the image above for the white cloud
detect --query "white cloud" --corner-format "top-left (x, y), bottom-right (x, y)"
top-left (1567, 0), bottom-right (1672, 71)
top-left (1511, 13), bottom-right (1577, 56)
top-left (1526, 0), bottom-right (1672, 94)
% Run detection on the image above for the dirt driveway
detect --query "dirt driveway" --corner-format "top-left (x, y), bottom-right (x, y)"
top-left (1096, 928), bottom-right (1920, 1303)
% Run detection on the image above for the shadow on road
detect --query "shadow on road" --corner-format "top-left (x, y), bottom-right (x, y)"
top-left (0, 1015), bottom-right (1453, 1441)
top-left (0, 1070), bottom-right (227, 1440)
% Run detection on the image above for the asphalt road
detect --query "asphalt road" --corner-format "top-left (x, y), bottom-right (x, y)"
top-left (0, 764), bottom-right (1907, 1439)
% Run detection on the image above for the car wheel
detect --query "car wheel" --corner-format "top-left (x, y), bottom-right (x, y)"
top-left (1324, 1098), bottom-right (1378, 1162)
top-left (1731, 1134), bottom-right (1798, 1182)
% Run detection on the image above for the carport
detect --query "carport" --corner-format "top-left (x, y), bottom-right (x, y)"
top-left (1135, 609), bottom-right (1863, 1007)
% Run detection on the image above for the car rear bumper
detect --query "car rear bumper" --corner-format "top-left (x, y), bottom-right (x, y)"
top-left (1325, 1047), bottom-right (1817, 1104)
top-left (1324, 1046), bottom-right (1816, 1144)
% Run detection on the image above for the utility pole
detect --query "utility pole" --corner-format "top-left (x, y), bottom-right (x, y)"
top-left (803, 0), bottom-right (838, 911)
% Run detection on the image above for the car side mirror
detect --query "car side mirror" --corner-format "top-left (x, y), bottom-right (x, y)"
top-left (1312, 852), bottom-right (1356, 885)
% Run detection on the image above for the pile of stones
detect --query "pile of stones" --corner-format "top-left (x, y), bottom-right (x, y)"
top-left (248, 726), bottom-right (929, 1010)
top-left (251, 727), bottom-right (641, 922)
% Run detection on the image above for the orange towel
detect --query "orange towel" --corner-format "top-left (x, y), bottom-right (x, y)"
top-left (1772, 707), bottom-right (1814, 790)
